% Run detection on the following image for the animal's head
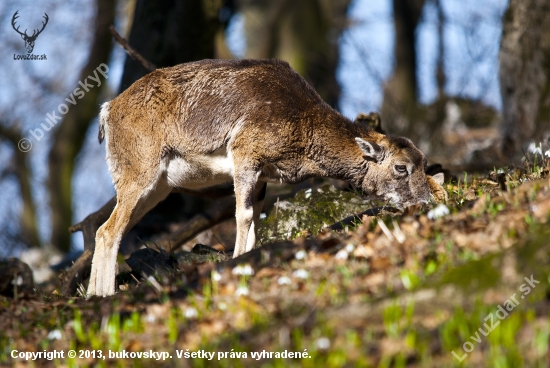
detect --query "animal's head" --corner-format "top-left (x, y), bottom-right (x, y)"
top-left (355, 135), bottom-right (430, 209)
top-left (11, 11), bottom-right (49, 54)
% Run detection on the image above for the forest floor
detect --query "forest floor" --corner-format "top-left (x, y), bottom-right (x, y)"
top-left (2, 151), bottom-right (550, 367)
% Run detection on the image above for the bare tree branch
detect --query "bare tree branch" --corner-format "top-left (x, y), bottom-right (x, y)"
top-left (109, 26), bottom-right (156, 72)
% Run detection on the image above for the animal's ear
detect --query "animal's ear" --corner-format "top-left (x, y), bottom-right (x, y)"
top-left (355, 137), bottom-right (383, 163)
top-left (432, 172), bottom-right (445, 185)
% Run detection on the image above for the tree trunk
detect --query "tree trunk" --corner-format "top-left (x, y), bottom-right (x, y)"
top-left (119, 0), bottom-right (223, 92)
top-left (0, 125), bottom-right (40, 247)
top-left (47, 0), bottom-right (115, 252)
top-left (381, 0), bottom-right (426, 139)
top-left (435, 0), bottom-right (445, 100)
top-left (499, 0), bottom-right (550, 155)
top-left (239, 0), bottom-right (350, 108)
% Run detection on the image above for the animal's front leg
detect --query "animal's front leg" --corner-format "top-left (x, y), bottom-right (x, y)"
top-left (246, 182), bottom-right (266, 253)
top-left (233, 170), bottom-right (260, 258)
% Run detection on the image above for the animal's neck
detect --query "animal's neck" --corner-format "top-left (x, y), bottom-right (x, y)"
top-left (308, 110), bottom-right (368, 187)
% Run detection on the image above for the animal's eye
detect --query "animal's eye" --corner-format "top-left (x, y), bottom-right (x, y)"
top-left (395, 165), bottom-right (408, 174)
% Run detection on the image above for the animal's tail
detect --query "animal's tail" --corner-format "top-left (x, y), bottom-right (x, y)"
top-left (98, 102), bottom-right (109, 144)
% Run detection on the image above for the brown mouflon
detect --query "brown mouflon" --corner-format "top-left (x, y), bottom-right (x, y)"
top-left (88, 59), bottom-right (431, 296)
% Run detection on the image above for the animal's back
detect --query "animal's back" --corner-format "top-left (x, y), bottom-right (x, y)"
top-left (105, 59), bottom-right (327, 157)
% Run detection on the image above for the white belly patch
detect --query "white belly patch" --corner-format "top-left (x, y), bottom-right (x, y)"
top-left (165, 147), bottom-right (234, 190)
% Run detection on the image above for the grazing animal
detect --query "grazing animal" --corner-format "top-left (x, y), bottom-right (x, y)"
top-left (88, 59), bottom-right (431, 296)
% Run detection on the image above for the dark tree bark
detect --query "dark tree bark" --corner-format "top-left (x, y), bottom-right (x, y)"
top-left (381, 0), bottom-right (426, 139)
top-left (119, 0), bottom-right (224, 92)
top-left (239, 0), bottom-right (351, 108)
top-left (47, 0), bottom-right (115, 252)
top-left (499, 0), bottom-right (550, 155)
top-left (435, 0), bottom-right (445, 100)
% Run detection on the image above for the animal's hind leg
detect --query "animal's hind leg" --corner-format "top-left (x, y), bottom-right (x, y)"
top-left (87, 181), bottom-right (171, 297)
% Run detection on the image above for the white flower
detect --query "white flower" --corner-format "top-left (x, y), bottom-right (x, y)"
top-left (292, 269), bottom-right (309, 279)
top-left (184, 307), bottom-right (198, 319)
top-left (48, 329), bottom-right (62, 340)
top-left (232, 264), bottom-right (254, 276)
top-left (277, 276), bottom-right (291, 285)
top-left (345, 243), bottom-right (355, 253)
top-left (11, 276), bottom-right (23, 286)
top-left (211, 270), bottom-right (222, 282)
top-left (528, 142), bottom-right (542, 155)
top-left (427, 204), bottom-right (450, 220)
top-left (315, 337), bottom-right (331, 350)
top-left (335, 249), bottom-right (348, 260)
top-left (295, 250), bottom-right (307, 260)
top-left (235, 286), bottom-right (249, 296)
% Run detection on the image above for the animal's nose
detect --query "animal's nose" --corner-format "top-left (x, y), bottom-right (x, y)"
top-left (420, 190), bottom-right (431, 204)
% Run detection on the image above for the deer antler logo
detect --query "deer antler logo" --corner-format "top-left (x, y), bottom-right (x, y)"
top-left (12, 11), bottom-right (49, 54)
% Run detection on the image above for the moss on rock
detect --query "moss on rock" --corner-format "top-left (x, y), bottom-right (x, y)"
top-left (258, 185), bottom-right (373, 244)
